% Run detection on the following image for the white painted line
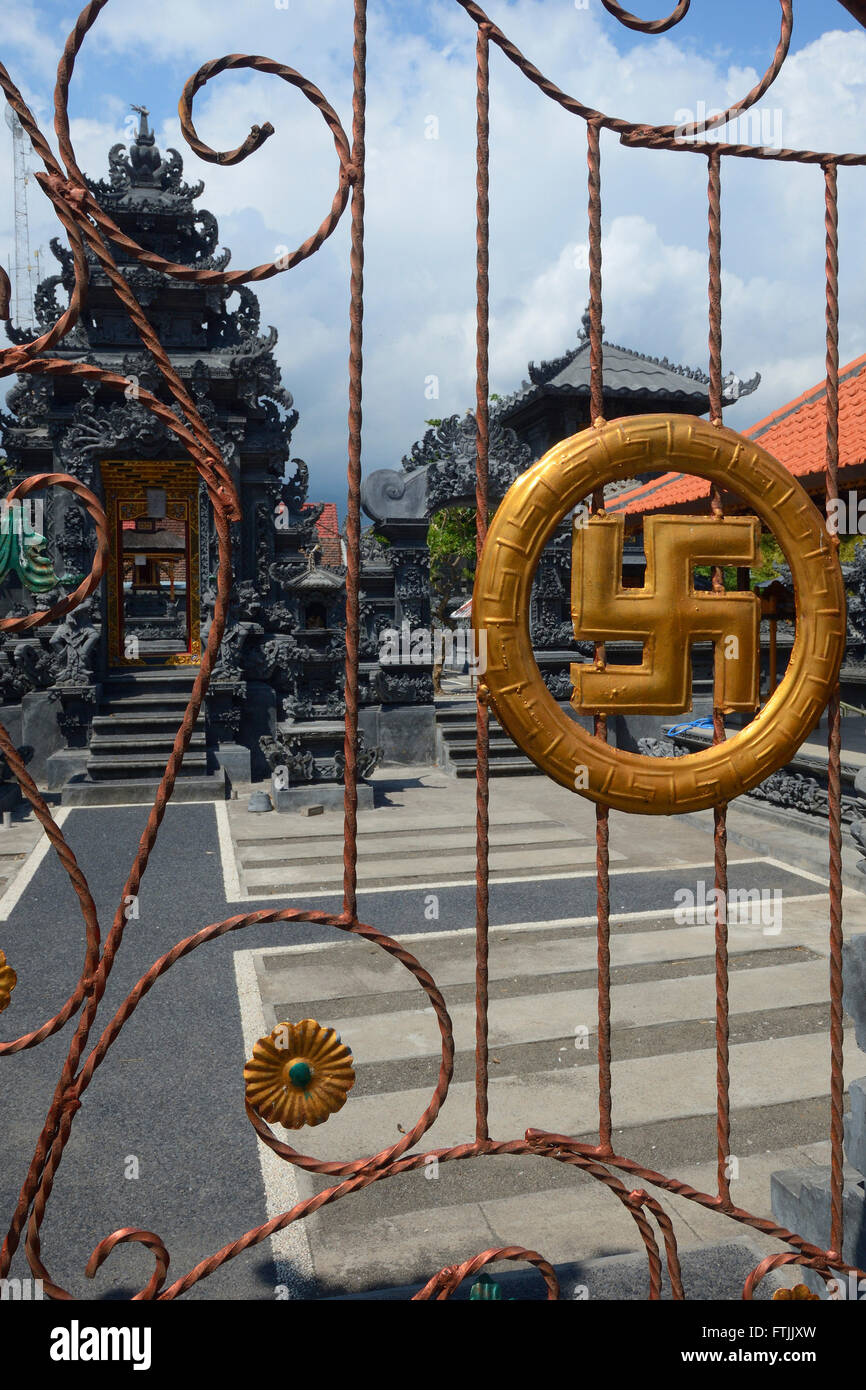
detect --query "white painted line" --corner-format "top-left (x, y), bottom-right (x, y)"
top-left (0, 807), bottom-right (71, 922)
top-left (235, 853), bottom-right (823, 902)
top-left (56, 799), bottom-right (217, 811)
top-left (215, 801), bottom-right (242, 903)
top-left (246, 891), bottom-right (832, 958)
top-left (233, 948), bottom-right (315, 1297)
top-left (760, 854), bottom-right (858, 893)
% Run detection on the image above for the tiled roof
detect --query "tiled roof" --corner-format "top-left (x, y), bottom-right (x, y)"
top-left (607, 352), bottom-right (866, 517)
top-left (304, 501), bottom-right (343, 567)
top-left (497, 315), bottom-right (760, 420)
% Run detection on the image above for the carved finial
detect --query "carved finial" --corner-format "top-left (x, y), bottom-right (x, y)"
top-left (130, 104), bottom-right (151, 140)
top-left (578, 303), bottom-right (604, 342)
top-left (127, 103), bottom-right (162, 182)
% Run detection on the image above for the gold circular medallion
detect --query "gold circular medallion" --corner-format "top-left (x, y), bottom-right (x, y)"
top-left (473, 414), bottom-right (845, 815)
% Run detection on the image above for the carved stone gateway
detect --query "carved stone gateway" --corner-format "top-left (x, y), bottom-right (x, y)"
top-left (0, 109), bottom-right (359, 800)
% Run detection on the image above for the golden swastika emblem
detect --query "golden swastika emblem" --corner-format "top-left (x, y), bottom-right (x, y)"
top-left (571, 514), bottom-right (761, 715)
top-left (472, 414), bottom-right (845, 816)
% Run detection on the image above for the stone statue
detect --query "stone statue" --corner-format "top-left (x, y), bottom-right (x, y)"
top-left (49, 600), bottom-right (99, 685)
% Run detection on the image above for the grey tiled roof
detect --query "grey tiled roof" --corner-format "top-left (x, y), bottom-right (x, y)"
top-left (497, 327), bottom-right (759, 415)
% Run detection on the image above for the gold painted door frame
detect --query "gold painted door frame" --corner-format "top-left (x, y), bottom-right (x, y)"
top-left (101, 460), bottom-right (202, 668)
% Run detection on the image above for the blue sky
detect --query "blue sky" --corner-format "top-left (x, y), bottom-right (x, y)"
top-left (2, 1), bottom-right (866, 515)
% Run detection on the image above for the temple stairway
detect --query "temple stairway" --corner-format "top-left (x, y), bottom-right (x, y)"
top-left (61, 670), bottom-right (226, 806)
top-left (435, 699), bottom-right (540, 777)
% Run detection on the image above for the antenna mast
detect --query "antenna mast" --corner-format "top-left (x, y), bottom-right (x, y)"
top-left (5, 105), bottom-right (36, 329)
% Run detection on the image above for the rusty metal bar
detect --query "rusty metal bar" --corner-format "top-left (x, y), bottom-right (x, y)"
top-left (587, 120), bottom-right (605, 432)
top-left (341, 0), bottom-right (368, 922)
top-left (706, 147), bottom-right (732, 1207)
top-left (822, 157), bottom-right (845, 1260)
top-left (586, 117), bottom-right (613, 1153)
top-left (474, 20), bottom-right (492, 1145)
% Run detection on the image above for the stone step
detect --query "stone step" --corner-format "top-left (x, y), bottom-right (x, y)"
top-left (85, 753), bottom-right (209, 780)
top-left (433, 702), bottom-right (479, 723)
top-left (88, 732), bottom-right (207, 754)
top-left (238, 821), bottom-right (578, 869)
top-left (102, 694), bottom-right (198, 714)
top-left (104, 670), bottom-right (199, 690)
top-left (442, 741), bottom-right (533, 761)
top-left (327, 1240), bottom-right (783, 1301)
top-left (452, 755), bottom-right (540, 777)
top-left (442, 735), bottom-right (527, 753)
top-left (436, 708), bottom-right (549, 776)
top-left (61, 771), bottom-right (226, 806)
top-left (439, 717), bottom-right (525, 735)
top-left (242, 905), bottom-right (860, 1296)
top-left (242, 840), bottom-right (621, 892)
top-left (91, 713), bottom-right (202, 735)
top-left (230, 804), bottom-right (556, 845)
top-left (253, 920), bottom-right (813, 1007)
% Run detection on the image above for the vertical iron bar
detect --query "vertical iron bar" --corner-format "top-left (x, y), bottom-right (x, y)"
top-left (342, 0), bottom-right (367, 922)
top-left (707, 147), bottom-right (731, 1207)
top-left (474, 20), bottom-right (492, 1145)
top-left (823, 158), bottom-right (845, 1261)
top-left (587, 117), bottom-right (612, 1153)
top-left (587, 121), bottom-right (604, 432)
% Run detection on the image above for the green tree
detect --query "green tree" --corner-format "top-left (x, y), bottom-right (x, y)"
top-left (427, 505), bottom-right (477, 692)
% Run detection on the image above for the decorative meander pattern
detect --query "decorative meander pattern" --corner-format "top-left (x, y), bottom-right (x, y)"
top-left (473, 414), bottom-right (845, 815)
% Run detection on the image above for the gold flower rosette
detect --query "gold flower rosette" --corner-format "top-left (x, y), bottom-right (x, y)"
top-left (0, 949), bottom-right (16, 1014)
top-left (244, 1018), bottom-right (355, 1129)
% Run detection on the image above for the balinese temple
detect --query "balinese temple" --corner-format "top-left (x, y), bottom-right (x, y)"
top-left (496, 308), bottom-right (760, 459)
top-left (0, 108), bottom-right (356, 805)
top-left (359, 312), bottom-right (760, 773)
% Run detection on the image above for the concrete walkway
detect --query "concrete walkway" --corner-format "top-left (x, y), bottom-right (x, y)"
top-left (0, 773), bottom-right (863, 1300)
top-left (239, 893), bottom-right (866, 1296)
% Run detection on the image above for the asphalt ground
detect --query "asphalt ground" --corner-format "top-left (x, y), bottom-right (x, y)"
top-left (0, 802), bottom-right (829, 1300)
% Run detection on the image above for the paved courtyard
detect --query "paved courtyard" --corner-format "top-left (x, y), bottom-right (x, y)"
top-left (0, 768), bottom-right (864, 1298)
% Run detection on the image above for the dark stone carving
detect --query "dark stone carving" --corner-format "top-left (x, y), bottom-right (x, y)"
top-left (641, 737), bottom-right (862, 826)
top-left (260, 729), bottom-right (381, 784)
top-left (57, 398), bottom-right (171, 484)
top-left (360, 529), bottom-right (391, 567)
top-left (0, 106), bottom-right (362, 790)
top-left (638, 737), bottom-right (689, 759)
top-left (49, 601), bottom-right (100, 686)
top-left (361, 412), bottom-right (533, 524)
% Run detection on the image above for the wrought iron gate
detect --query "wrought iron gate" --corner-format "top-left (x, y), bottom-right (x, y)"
top-left (0, 0), bottom-right (864, 1301)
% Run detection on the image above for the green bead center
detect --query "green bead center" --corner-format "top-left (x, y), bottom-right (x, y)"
top-left (288, 1061), bottom-right (313, 1089)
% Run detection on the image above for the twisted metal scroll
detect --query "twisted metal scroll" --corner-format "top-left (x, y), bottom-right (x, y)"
top-left (0, 0), bottom-right (863, 1302)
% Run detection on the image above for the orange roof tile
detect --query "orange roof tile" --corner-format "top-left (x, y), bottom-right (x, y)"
top-left (304, 501), bottom-right (343, 566)
top-left (608, 352), bottom-right (866, 517)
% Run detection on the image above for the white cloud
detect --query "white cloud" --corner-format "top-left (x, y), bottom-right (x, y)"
top-left (2, 3), bottom-right (866, 510)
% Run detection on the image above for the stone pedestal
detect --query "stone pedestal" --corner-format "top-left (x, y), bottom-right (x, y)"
top-left (20, 690), bottom-right (63, 782)
top-left (272, 781), bottom-right (375, 813)
top-left (264, 718), bottom-right (379, 813)
top-left (214, 742), bottom-right (251, 787)
top-left (362, 703), bottom-right (436, 765)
